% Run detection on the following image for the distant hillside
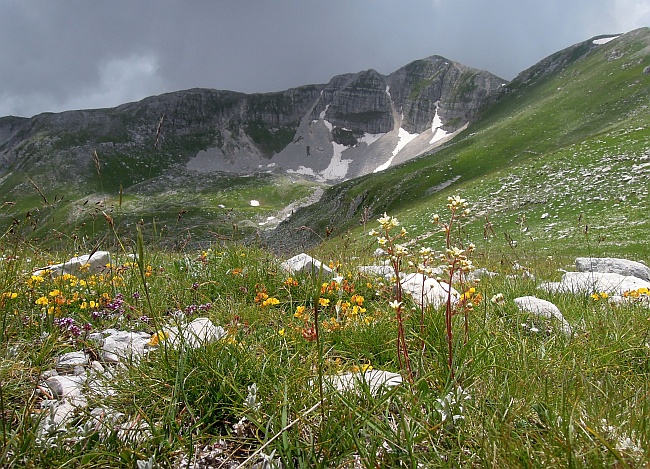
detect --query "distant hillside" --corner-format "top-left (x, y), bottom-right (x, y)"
top-left (0, 55), bottom-right (503, 247)
top-left (267, 28), bottom-right (650, 257)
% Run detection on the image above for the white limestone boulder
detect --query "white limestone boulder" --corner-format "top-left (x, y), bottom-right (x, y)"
top-left (97, 329), bottom-right (152, 363)
top-left (34, 251), bottom-right (111, 277)
top-left (43, 374), bottom-right (86, 403)
top-left (38, 399), bottom-right (78, 435)
top-left (539, 271), bottom-right (650, 296)
top-left (281, 253), bottom-right (333, 277)
top-left (401, 273), bottom-right (459, 309)
top-left (317, 369), bottom-right (403, 395)
top-left (162, 317), bottom-right (227, 349)
top-left (357, 265), bottom-right (394, 278)
top-left (468, 268), bottom-right (498, 281)
top-left (514, 296), bottom-right (573, 337)
top-left (575, 257), bottom-right (650, 282)
top-left (55, 351), bottom-right (89, 371)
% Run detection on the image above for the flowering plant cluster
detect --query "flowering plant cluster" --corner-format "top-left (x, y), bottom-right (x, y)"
top-left (22, 261), bottom-right (158, 338)
top-left (622, 287), bottom-right (649, 299)
top-left (370, 195), bottom-right (479, 381)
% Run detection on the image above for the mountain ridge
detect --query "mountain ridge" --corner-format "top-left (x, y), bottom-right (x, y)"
top-left (1, 29), bottom-right (648, 252)
top-left (0, 55), bottom-right (504, 188)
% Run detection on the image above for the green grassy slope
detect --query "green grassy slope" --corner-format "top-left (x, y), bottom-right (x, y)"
top-left (269, 28), bottom-right (650, 258)
top-left (0, 171), bottom-right (323, 251)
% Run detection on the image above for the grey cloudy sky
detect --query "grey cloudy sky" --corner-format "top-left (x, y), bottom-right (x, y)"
top-left (1, 0), bottom-right (648, 118)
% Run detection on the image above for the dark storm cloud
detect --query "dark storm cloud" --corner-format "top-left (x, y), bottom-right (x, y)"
top-left (0, 0), bottom-right (647, 118)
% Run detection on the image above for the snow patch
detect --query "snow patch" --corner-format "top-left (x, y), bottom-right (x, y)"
top-left (385, 85), bottom-right (391, 97)
top-left (429, 110), bottom-right (449, 144)
top-left (319, 104), bottom-right (331, 120)
top-left (249, 200), bottom-right (260, 207)
top-left (321, 142), bottom-right (352, 180)
top-left (258, 216), bottom-right (277, 227)
top-left (374, 127), bottom-right (419, 173)
top-left (593, 35), bottom-right (620, 45)
top-left (313, 104), bottom-right (333, 129)
top-left (359, 132), bottom-right (384, 146)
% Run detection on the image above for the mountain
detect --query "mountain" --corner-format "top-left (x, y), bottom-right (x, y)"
top-left (0, 57), bottom-right (503, 186)
top-left (0, 56), bottom-right (503, 246)
top-left (1, 29), bottom-right (648, 255)
top-left (266, 28), bottom-right (650, 256)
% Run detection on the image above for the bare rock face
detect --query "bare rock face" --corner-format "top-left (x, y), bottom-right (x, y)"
top-left (33, 251), bottom-right (111, 278)
top-left (387, 56), bottom-right (505, 134)
top-left (401, 272), bottom-right (459, 309)
top-left (311, 69), bottom-right (393, 135)
top-left (281, 253), bottom-right (333, 277)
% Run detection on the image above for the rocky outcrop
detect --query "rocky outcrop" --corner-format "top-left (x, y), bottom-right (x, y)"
top-left (387, 56), bottom-right (505, 134)
top-left (539, 271), bottom-right (650, 296)
top-left (575, 257), bottom-right (650, 282)
top-left (311, 69), bottom-right (393, 135)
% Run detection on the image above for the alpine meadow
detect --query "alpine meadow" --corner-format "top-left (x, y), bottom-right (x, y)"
top-left (0, 28), bottom-right (649, 468)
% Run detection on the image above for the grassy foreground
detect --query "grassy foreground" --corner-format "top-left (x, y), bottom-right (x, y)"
top-left (0, 204), bottom-right (649, 468)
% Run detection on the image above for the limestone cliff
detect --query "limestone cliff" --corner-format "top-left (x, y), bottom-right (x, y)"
top-left (0, 55), bottom-right (505, 198)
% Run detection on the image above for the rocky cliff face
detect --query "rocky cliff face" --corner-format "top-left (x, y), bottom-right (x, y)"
top-left (387, 56), bottom-right (504, 133)
top-left (0, 55), bottom-right (505, 198)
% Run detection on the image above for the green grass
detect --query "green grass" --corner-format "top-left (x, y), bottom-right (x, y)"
top-left (0, 172), bottom-right (323, 252)
top-left (0, 29), bottom-right (649, 467)
top-left (0, 201), bottom-right (649, 467)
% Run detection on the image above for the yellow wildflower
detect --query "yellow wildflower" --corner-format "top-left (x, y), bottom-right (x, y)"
top-left (283, 277), bottom-right (298, 287)
top-left (351, 363), bottom-right (373, 373)
top-left (460, 287), bottom-right (476, 302)
top-left (322, 317), bottom-right (340, 332)
top-left (35, 296), bottom-right (49, 305)
top-left (261, 297), bottom-right (280, 307)
top-left (2, 292), bottom-right (18, 299)
top-left (148, 330), bottom-right (169, 347)
top-left (591, 292), bottom-right (609, 300)
top-left (351, 294), bottom-right (364, 306)
top-left (294, 305), bottom-right (307, 319)
top-left (319, 297), bottom-right (330, 307)
top-left (28, 274), bottom-right (45, 286)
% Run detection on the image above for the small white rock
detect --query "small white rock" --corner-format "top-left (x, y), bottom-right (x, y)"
top-left (514, 296), bottom-right (572, 337)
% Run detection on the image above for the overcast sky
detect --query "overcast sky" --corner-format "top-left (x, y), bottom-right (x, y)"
top-left (1, 0), bottom-right (648, 118)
